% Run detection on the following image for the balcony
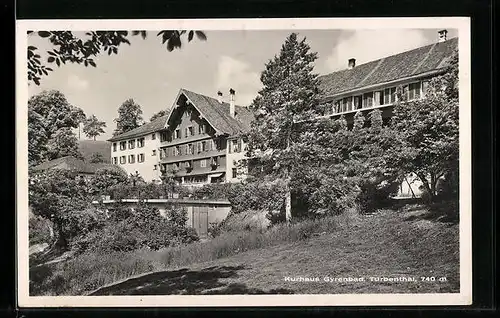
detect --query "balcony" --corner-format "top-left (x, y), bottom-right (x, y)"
top-left (160, 149), bottom-right (226, 164)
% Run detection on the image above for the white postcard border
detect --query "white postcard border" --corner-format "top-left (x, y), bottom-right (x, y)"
top-left (16, 17), bottom-right (472, 307)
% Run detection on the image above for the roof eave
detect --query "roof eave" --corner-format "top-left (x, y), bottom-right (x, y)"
top-left (319, 67), bottom-right (448, 102)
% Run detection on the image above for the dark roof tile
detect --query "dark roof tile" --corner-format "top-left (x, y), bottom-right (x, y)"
top-left (108, 115), bottom-right (168, 142)
top-left (176, 89), bottom-right (254, 135)
top-left (32, 156), bottom-right (125, 174)
top-left (318, 37), bottom-right (458, 98)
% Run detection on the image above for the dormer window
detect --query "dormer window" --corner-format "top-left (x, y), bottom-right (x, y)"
top-left (174, 129), bottom-right (180, 139)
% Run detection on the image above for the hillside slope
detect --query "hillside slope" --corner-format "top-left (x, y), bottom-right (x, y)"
top-left (91, 207), bottom-right (459, 295)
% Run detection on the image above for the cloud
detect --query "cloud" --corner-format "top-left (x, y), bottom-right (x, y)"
top-left (325, 30), bottom-right (429, 72)
top-left (67, 74), bottom-right (89, 91)
top-left (215, 56), bottom-right (261, 106)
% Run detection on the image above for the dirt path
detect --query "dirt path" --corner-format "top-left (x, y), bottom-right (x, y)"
top-left (91, 209), bottom-right (459, 295)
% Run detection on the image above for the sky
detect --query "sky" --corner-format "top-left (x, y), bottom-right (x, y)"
top-left (27, 28), bottom-right (458, 141)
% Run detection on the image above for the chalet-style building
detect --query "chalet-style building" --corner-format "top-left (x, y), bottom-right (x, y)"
top-left (108, 88), bottom-right (254, 185)
top-left (318, 31), bottom-right (457, 125)
top-left (316, 30), bottom-right (457, 197)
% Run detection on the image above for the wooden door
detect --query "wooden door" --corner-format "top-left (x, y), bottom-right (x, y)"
top-left (192, 206), bottom-right (209, 238)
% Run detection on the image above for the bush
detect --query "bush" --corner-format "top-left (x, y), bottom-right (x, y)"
top-left (29, 215), bottom-right (53, 246)
top-left (356, 179), bottom-right (400, 214)
top-left (72, 203), bottom-right (199, 254)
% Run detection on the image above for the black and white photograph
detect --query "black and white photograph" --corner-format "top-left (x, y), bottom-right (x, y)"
top-left (16, 18), bottom-right (472, 307)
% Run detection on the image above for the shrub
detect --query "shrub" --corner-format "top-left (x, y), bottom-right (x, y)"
top-left (356, 178), bottom-right (400, 214)
top-left (72, 203), bottom-right (199, 254)
top-left (29, 215), bottom-right (53, 246)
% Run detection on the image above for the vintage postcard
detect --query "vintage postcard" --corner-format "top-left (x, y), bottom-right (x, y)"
top-left (16, 17), bottom-right (472, 307)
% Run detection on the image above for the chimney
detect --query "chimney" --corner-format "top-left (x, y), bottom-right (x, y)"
top-left (348, 58), bottom-right (356, 69)
top-left (438, 29), bottom-right (448, 43)
top-left (229, 88), bottom-right (235, 118)
top-left (217, 91), bottom-right (223, 104)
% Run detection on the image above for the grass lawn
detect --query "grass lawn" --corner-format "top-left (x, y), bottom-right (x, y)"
top-left (91, 206), bottom-right (459, 295)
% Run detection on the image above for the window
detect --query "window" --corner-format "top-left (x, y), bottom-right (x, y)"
top-left (200, 159), bottom-right (207, 167)
top-left (113, 143), bottom-right (117, 152)
top-left (174, 129), bottom-right (180, 139)
top-left (231, 140), bottom-right (239, 153)
top-left (374, 91), bottom-right (383, 106)
top-left (383, 87), bottom-right (396, 104)
top-left (112, 157), bottom-right (117, 164)
top-left (119, 141), bottom-right (126, 150)
top-left (237, 139), bottom-right (242, 153)
top-left (187, 126), bottom-right (194, 137)
top-left (163, 148), bottom-right (168, 158)
top-left (120, 156), bottom-right (126, 164)
top-left (354, 95), bottom-right (363, 110)
top-left (197, 142), bottom-right (202, 153)
top-left (333, 101), bottom-right (341, 113)
top-left (408, 82), bottom-right (421, 100)
top-left (152, 149), bottom-right (156, 156)
top-left (138, 154), bottom-right (145, 163)
top-left (342, 97), bottom-right (353, 112)
top-left (202, 141), bottom-right (207, 152)
top-left (151, 133), bottom-right (156, 140)
top-left (137, 138), bottom-right (145, 148)
top-left (128, 140), bottom-right (135, 149)
top-left (175, 146), bottom-right (181, 156)
top-left (185, 161), bottom-right (192, 169)
top-left (363, 92), bottom-right (374, 108)
top-left (232, 168), bottom-right (237, 178)
top-left (160, 131), bottom-right (168, 142)
top-left (175, 162), bottom-right (180, 169)
top-left (188, 143), bottom-right (193, 154)
top-left (128, 154), bottom-right (135, 164)
top-left (199, 123), bottom-right (205, 134)
top-left (211, 156), bottom-right (218, 166)
top-left (402, 85), bottom-right (409, 100)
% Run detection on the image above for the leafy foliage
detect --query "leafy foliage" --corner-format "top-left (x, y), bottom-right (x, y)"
top-left (89, 152), bottom-right (105, 163)
top-left (83, 114), bottom-right (107, 140)
top-left (88, 167), bottom-right (128, 196)
top-left (45, 128), bottom-right (83, 161)
top-left (113, 99), bottom-right (144, 136)
top-left (29, 169), bottom-right (104, 248)
top-left (387, 50), bottom-right (459, 201)
top-left (73, 203), bottom-right (199, 253)
top-left (149, 110), bottom-right (168, 122)
top-left (28, 90), bottom-right (86, 166)
top-left (28, 30), bottom-right (207, 85)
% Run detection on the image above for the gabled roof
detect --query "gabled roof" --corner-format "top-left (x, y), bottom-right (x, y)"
top-left (168, 88), bottom-right (255, 136)
top-left (78, 140), bottom-right (111, 163)
top-left (32, 156), bottom-right (125, 174)
top-left (108, 115), bottom-right (168, 142)
top-left (318, 37), bottom-right (458, 98)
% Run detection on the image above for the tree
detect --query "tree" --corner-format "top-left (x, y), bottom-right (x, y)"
top-left (29, 169), bottom-right (103, 248)
top-left (159, 167), bottom-right (179, 199)
top-left (113, 99), bottom-right (144, 136)
top-left (28, 90), bottom-right (86, 166)
top-left (28, 110), bottom-right (48, 166)
top-left (83, 114), bottom-right (107, 140)
top-left (89, 152), bottom-right (105, 163)
top-left (89, 167), bottom-right (128, 196)
top-left (45, 128), bottom-right (83, 160)
top-left (246, 33), bottom-right (321, 222)
top-left (150, 110), bottom-right (168, 122)
top-left (28, 30), bottom-right (207, 86)
top-left (388, 51), bottom-right (459, 202)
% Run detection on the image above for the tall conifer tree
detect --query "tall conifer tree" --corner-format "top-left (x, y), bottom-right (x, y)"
top-left (246, 33), bottom-right (321, 221)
